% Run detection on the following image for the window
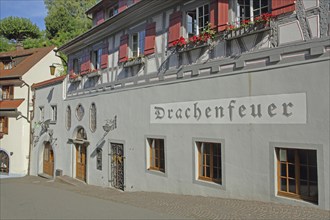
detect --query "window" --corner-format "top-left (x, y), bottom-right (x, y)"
top-left (237, 0), bottom-right (270, 22)
top-left (90, 103), bottom-right (96, 132)
top-left (107, 4), bottom-right (118, 18)
top-left (130, 31), bottom-right (145, 58)
top-left (39, 106), bottom-right (44, 121)
top-left (76, 104), bottom-right (84, 121)
top-left (0, 117), bottom-right (8, 134)
top-left (276, 148), bottom-right (318, 203)
top-left (186, 4), bottom-right (210, 38)
top-left (66, 106), bottom-right (71, 130)
top-left (1, 86), bottom-right (14, 100)
top-left (73, 58), bottom-right (80, 74)
top-left (96, 148), bottom-right (102, 170)
top-left (51, 105), bottom-right (57, 122)
top-left (147, 138), bottom-right (165, 172)
top-left (197, 142), bottom-right (222, 184)
top-left (90, 49), bottom-right (102, 71)
top-left (3, 61), bottom-right (13, 70)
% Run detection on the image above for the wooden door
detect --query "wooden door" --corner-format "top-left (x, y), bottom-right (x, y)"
top-left (76, 144), bottom-right (86, 181)
top-left (43, 143), bottom-right (54, 176)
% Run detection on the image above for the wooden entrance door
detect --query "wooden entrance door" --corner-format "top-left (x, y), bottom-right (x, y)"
top-left (43, 143), bottom-right (54, 176)
top-left (76, 144), bottom-right (86, 181)
top-left (0, 150), bottom-right (9, 174)
top-left (111, 143), bottom-right (124, 190)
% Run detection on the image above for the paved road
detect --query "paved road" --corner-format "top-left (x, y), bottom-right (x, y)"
top-left (1, 176), bottom-right (329, 220)
top-left (0, 177), bottom-right (178, 219)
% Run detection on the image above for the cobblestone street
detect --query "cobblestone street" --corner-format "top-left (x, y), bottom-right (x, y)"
top-left (1, 176), bottom-right (329, 219)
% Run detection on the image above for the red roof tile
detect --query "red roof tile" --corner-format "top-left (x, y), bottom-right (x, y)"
top-left (32, 75), bottom-right (66, 90)
top-left (0, 46), bottom-right (56, 78)
top-left (0, 99), bottom-right (25, 110)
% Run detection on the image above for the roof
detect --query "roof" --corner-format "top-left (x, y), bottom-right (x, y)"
top-left (0, 99), bottom-right (25, 110)
top-left (31, 75), bottom-right (66, 90)
top-left (0, 46), bottom-right (56, 78)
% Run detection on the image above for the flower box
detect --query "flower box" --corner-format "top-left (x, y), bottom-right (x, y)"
top-left (225, 21), bottom-right (270, 40)
top-left (87, 70), bottom-right (101, 78)
top-left (123, 57), bottom-right (145, 68)
top-left (69, 75), bottom-right (82, 83)
top-left (177, 39), bottom-right (211, 53)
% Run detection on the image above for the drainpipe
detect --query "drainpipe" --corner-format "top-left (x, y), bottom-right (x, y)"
top-left (19, 78), bottom-right (32, 175)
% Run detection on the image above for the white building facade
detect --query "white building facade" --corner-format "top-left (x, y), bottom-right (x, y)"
top-left (0, 46), bottom-right (61, 176)
top-left (30, 0), bottom-right (330, 211)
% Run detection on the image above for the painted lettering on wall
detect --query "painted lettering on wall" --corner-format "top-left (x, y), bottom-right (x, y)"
top-left (150, 93), bottom-right (306, 124)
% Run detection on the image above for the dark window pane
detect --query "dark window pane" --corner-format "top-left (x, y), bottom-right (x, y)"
top-left (287, 149), bottom-right (295, 163)
top-left (199, 6), bottom-right (203, 16)
top-left (213, 167), bottom-right (218, 179)
top-left (261, 7), bottom-right (268, 14)
top-left (160, 159), bottom-right (165, 170)
top-left (253, 0), bottom-right (259, 9)
top-left (308, 150), bottom-right (317, 166)
top-left (299, 150), bottom-right (308, 164)
top-left (309, 181), bottom-right (318, 198)
top-left (213, 156), bottom-right (218, 167)
top-left (309, 167), bottom-right (317, 182)
top-left (281, 163), bottom-right (287, 176)
top-left (206, 167), bottom-right (210, 177)
top-left (261, 0), bottom-right (268, 7)
top-left (300, 165), bottom-right (308, 180)
top-left (289, 179), bottom-right (296, 193)
top-left (206, 155), bottom-right (210, 166)
top-left (300, 180), bottom-right (309, 197)
top-left (281, 178), bottom-right (287, 191)
top-left (288, 164), bottom-right (295, 178)
top-left (204, 5), bottom-right (209, 15)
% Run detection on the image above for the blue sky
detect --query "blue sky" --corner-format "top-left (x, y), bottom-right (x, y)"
top-left (0, 0), bottom-right (47, 30)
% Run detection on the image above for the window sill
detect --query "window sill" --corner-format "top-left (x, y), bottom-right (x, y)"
top-left (49, 121), bottom-right (57, 125)
top-left (87, 70), bottom-right (101, 78)
top-left (225, 25), bottom-right (271, 40)
top-left (193, 178), bottom-right (224, 190)
top-left (123, 58), bottom-right (145, 68)
top-left (177, 41), bottom-right (211, 53)
top-left (69, 76), bottom-right (82, 83)
top-left (146, 168), bottom-right (167, 177)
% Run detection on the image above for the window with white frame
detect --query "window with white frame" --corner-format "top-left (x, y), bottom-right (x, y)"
top-left (90, 49), bottom-right (102, 71)
top-left (107, 4), bottom-right (118, 18)
top-left (51, 105), bottom-right (57, 122)
top-left (3, 61), bottom-right (13, 70)
top-left (186, 4), bottom-right (210, 38)
top-left (130, 31), bottom-right (145, 58)
top-left (39, 106), bottom-right (44, 121)
top-left (236, 0), bottom-right (270, 22)
top-left (73, 58), bottom-right (80, 74)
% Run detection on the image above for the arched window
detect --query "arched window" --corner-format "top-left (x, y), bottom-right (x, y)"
top-left (66, 106), bottom-right (71, 130)
top-left (76, 104), bottom-right (84, 121)
top-left (90, 103), bottom-right (96, 132)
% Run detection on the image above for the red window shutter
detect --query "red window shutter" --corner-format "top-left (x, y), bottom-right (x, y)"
top-left (80, 54), bottom-right (90, 75)
top-left (144, 22), bottom-right (156, 56)
top-left (119, 0), bottom-right (128, 13)
top-left (217, 0), bottom-right (229, 32)
top-left (101, 41), bottom-right (108, 69)
top-left (119, 34), bottom-right (128, 63)
top-left (272, 0), bottom-right (295, 16)
top-left (168, 11), bottom-right (182, 48)
top-left (96, 10), bottom-right (105, 25)
top-left (210, 0), bottom-right (217, 29)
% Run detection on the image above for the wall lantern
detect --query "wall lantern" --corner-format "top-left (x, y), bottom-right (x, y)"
top-left (49, 64), bottom-right (56, 76)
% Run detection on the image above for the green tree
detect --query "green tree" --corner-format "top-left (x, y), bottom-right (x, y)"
top-left (0, 36), bottom-right (15, 52)
top-left (0, 16), bottom-right (41, 42)
top-left (44, 0), bottom-right (96, 46)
